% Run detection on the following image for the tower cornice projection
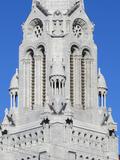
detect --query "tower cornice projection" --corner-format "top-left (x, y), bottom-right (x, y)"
top-left (0, 1), bottom-right (119, 160)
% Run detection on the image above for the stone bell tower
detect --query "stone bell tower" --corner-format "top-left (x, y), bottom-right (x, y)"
top-left (0, 0), bottom-right (119, 160)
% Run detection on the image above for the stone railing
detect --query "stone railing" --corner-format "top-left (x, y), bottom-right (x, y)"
top-left (70, 128), bottom-right (107, 152)
top-left (0, 127), bottom-right (44, 151)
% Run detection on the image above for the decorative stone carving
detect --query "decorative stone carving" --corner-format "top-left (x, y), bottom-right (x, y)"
top-left (49, 96), bottom-right (66, 114)
top-left (52, 10), bottom-right (64, 37)
top-left (72, 18), bottom-right (87, 38)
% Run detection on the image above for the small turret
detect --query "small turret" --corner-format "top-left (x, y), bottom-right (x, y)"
top-left (9, 69), bottom-right (19, 109)
top-left (48, 59), bottom-right (66, 114)
top-left (98, 68), bottom-right (108, 107)
top-left (50, 59), bottom-right (66, 97)
top-left (107, 107), bottom-right (117, 132)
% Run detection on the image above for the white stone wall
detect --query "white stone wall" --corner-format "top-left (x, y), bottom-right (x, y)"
top-left (0, 120), bottom-right (118, 160)
top-left (0, 0), bottom-right (118, 159)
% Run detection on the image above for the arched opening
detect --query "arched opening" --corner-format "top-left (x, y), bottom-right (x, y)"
top-left (98, 91), bottom-right (102, 107)
top-left (70, 46), bottom-right (91, 109)
top-left (42, 47), bottom-right (46, 105)
top-left (27, 49), bottom-right (35, 109)
top-left (70, 45), bottom-right (79, 107)
top-left (98, 90), bottom-right (107, 107)
top-left (15, 92), bottom-right (18, 107)
top-left (29, 18), bottom-right (43, 38)
top-left (70, 46), bottom-right (74, 106)
top-left (11, 94), bottom-right (14, 108)
top-left (70, 45), bottom-right (80, 106)
top-left (81, 48), bottom-right (90, 109)
top-left (31, 52), bottom-right (35, 108)
top-left (60, 81), bottom-right (62, 89)
top-left (72, 18), bottom-right (87, 38)
top-left (82, 48), bottom-right (90, 57)
top-left (56, 79), bottom-right (59, 89)
top-left (36, 45), bottom-right (46, 106)
top-left (53, 81), bottom-right (55, 89)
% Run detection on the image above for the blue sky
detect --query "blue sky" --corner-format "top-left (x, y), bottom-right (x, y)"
top-left (0, 0), bottom-right (120, 150)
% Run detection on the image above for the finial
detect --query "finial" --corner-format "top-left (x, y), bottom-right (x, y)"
top-left (107, 107), bottom-right (115, 124)
top-left (5, 108), bottom-right (8, 116)
top-left (98, 68), bottom-right (101, 75)
top-left (16, 68), bottom-right (18, 74)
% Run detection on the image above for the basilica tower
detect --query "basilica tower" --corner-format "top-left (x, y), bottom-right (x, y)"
top-left (0, 0), bottom-right (119, 160)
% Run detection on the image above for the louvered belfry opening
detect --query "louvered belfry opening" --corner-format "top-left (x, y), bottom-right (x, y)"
top-left (70, 53), bottom-right (74, 106)
top-left (70, 45), bottom-right (80, 107)
top-left (42, 47), bottom-right (46, 106)
top-left (70, 47), bottom-right (75, 107)
top-left (81, 52), bottom-right (86, 109)
top-left (81, 48), bottom-right (90, 109)
top-left (70, 46), bottom-right (91, 109)
top-left (30, 50), bottom-right (35, 109)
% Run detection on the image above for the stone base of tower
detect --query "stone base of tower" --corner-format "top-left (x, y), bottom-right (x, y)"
top-left (0, 114), bottom-right (118, 160)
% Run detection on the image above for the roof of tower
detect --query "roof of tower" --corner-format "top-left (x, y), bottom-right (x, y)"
top-left (9, 69), bottom-right (19, 90)
top-left (98, 68), bottom-right (107, 90)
